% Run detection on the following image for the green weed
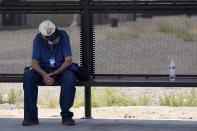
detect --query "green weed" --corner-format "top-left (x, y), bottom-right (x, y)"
top-left (7, 89), bottom-right (23, 104)
top-left (73, 87), bottom-right (152, 108)
top-left (176, 33), bottom-right (194, 42)
top-left (0, 92), bottom-right (3, 104)
top-left (46, 91), bottom-right (59, 108)
top-left (73, 88), bottom-right (84, 108)
top-left (107, 32), bottom-right (139, 40)
top-left (159, 89), bottom-right (197, 107)
top-left (137, 95), bottom-right (152, 106)
top-left (97, 88), bottom-right (137, 107)
top-left (37, 98), bottom-right (45, 106)
top-left (154, 15), bottom-right (194, 42)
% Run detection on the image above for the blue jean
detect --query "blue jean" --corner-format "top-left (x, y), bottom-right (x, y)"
top-left (23, 68), bottom-right (77, 119)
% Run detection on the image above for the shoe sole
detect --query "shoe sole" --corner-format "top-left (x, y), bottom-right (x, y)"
top-left (22, 121), bottom-right (39, 126)
top-left (62, 122), bottom-right (76, 126)
top-left (62, 123), bottom-right (76, 126)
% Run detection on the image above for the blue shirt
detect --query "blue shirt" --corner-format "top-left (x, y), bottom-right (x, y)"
top-left (32, 30), bottom-right (72, 71)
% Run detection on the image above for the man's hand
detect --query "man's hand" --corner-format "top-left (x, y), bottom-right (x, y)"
top-left (43, 74), bottom-right (55, 86)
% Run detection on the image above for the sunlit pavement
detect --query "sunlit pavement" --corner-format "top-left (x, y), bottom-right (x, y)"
top-left (0, 118), bottom-right (197, 131)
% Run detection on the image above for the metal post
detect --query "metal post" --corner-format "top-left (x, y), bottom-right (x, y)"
top-left (85, 86), bottom-right (92, 118)
top-left (80, 0), bottom-right (94, 119)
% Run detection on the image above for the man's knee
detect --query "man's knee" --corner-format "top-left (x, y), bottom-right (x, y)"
top-left (61, 69), bottom-right (77, 83)
top-left (24, 70), bottom-right (34, 80)
top-left (23, 70), bottom-right (40, 83)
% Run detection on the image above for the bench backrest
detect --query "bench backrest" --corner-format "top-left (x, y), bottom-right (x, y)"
top-left (0, 12), bottom-right (197, 76)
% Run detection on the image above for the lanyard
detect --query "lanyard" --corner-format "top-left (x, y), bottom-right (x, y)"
top-left (48, 44), bottom-right (57, 58)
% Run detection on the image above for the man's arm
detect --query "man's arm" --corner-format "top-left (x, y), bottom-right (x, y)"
top-left (31, 60), bottom-right (47, 77)
top-left (50, 56), bottom-right (72, 76)
top-left (32, 60), bottom-right (55, 85)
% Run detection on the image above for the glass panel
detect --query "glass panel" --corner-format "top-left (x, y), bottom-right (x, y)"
top-left (94, 13), bottom-right (197, 75)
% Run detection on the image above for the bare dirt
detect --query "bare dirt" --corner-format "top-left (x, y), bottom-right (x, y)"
top-left (0, 106), bottom-right (197, 120)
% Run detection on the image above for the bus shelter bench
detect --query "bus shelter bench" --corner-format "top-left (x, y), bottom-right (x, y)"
top-left (23, 74), bottom-right (197, 120)
top-left (1, 73), bottom-right (197, 119)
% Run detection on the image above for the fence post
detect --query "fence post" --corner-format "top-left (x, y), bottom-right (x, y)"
top-left (85, 86), bottom-right (91, 118)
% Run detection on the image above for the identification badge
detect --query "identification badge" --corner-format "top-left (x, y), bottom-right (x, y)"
top-left (49, 58), bottom-right (55, 68)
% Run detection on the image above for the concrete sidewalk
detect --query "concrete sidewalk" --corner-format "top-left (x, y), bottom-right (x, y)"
top-left (0, 118), bottom-right (197, 131)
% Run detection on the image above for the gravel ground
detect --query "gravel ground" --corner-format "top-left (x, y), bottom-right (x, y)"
top-left (0, 83), bottom-right (196, 120)
top-left (0, 106), bottom-right (197, 120)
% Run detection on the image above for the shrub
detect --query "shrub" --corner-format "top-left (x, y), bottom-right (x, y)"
top-left (46, 91), bottom-right (59, 108)
top-left (48, 97), bottom-right (58, 108)
top-left (154, 15), bottom-right (194, 42)
top-left (7, 89), bottom-right (23, 104)
top-left (154, 15), bottom-right (191, 34)
top-left (73, 87), bottom-right (139, 108)
top-left (159, 89), bottom-right (197, 107)
top-left (73, 89), bottom-right (84, 108)
top-left (107, 32), bottom-right (139, 40)
top-left (186, 88), bottom-right (197, 106)
top-left (37, 98), bottom-right (45, 106)
top-left (137, 95), bottom-right (152, 106)
top-left (92, 87), bottom-right (137, 107)
top-left (0, 92), bottom-right (3, 104)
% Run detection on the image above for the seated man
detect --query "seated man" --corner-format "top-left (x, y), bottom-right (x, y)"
top-left (23, 20), bottom-right (77, 126)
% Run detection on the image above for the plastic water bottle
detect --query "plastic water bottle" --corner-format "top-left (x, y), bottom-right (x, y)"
top-left (169, 60), bottom-right (176, 81)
